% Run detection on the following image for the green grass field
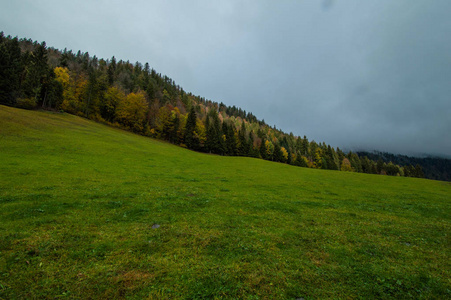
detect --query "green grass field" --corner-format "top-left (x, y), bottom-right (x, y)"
top-left (0, 105), bottom-right (450, 299)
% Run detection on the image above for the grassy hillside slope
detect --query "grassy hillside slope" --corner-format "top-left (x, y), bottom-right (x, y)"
top-left (0, 105), bottom-right (450, 299)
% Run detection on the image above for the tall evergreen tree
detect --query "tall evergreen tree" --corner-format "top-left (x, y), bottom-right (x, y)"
top-left (107, 56), bottom-right (116, 85)
top-left (205, 114), bottom-right (212, 151)
top-left (273, 143), bottom-right (283, 162)
top-left (414, 164), bottom-right (424, 178)
top-left (169, 112), bottom-right (180, 144)
top-left (248, 132), bottom-right (259, 157)
top-left (214, 110), bottom-right (225, 154)
top-left (301, 136), bottom-right (309, 156)
top-left (83, 66), bottom-right (99, 116)
top-left (294, 153), bottom-right (308, 167)
top-left (325, 145), bottom-right (337, 170)
top-left (223, 121), bottom-right (237, 155)
top-left (348, 152), bottom-right (362, 173)
top-left (22, 41), bottom-right (49, 103)
top-left (259, 138), bottom-right (267, 160)
top-left (184, 106), bottom-right (199, 150)
top-left (205, 109), bottom-right (223, 154)
top-left (0, 34), bottom-right (23, 105)
top-left (238, 121), bottom-right (249, 156)
top-left (40, 68), bottom-right (63, 109)
top-left (377, 158), bottom-right (384, 174)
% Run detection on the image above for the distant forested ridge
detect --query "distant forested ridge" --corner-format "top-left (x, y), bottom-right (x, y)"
top-left (2, 32), bottom-right (446, 180)
top-left (356, 151), bottom-right (451, 182)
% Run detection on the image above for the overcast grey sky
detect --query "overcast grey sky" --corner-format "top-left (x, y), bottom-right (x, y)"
top-left (1, 0), bottom-right (451, 156)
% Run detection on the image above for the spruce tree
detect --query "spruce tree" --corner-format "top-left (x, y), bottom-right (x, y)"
top-left (22, 41), bottom-right (49, 102)
top-left (225, 122), bottom-right (237, 155)
top-left (0, 35), bottom-right (23, 105)
top-left (214, 111), bottom-right (225, 154)
top-left (107, 56), bottom-right (116, 85)
top-left (248, 132), bottom-right (258, 157)
top-left (205, 114), bottom-right (212, 152)
top-left (260, 138), bottom-right (267, 160)
top-left (238, 122), bottom-right (248, 156)
top-left (414, 164), bottom-right (424, 178)
top-left (273, 143), bottom-right (283, 162)
top-left (221, 121), bottom-right (230, 155)
top-left (184, 106), bottom-right (198, 150)
top-left (301, 136), bottom-right (309, 156)
top-left (377, 158), bottom-right (384, 174)
top-left (205, 109), bottom-right (223, 154)
top-left (294, 153), bottom-right (308, 167)
top-left (169, 113), bottom-right (180, 144)
top-left (287, 149), bottom-right (293, 165)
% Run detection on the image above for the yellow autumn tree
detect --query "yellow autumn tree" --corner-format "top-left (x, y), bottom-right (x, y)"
top-left (74, 74), bottom-right (88, 116)
top-left (156, 106), bottom-right (172, 139)
top-left (194, 119), bottom-right (207, 147)
top-left (116, 91), bottom-right (148, 132)
top-left (265, 140), bottom-right (274, 159)
top-left (280, 146), bottom-right (289, 162)
top-left (102, 87), bottom-right (125, 123)
top-left (314, 148), bottom-right (323, 169)
top-left (61, 73), bottom-right (89, 115)
top-left (54, 67), bottom-right (70, 89)
top-left (55, 67), bottom-right (77, 112)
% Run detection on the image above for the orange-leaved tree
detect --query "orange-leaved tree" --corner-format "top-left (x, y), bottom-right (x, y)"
top-left (341, 158), bottom-right (353, 172)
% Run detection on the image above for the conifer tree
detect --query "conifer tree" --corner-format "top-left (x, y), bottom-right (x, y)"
top-left (21, 41), bottom-right (49, 103)
top-left (377, 158), bottom-right (384, 174)
top-left (260, 138), bottom-right (267, 159)
top-left (205, 114), bottom-right (212, 152)
top-left (371, 163), bottom-right (378, 174)
top-left (309, 141), bottom-right (318, 161)
top-left (224, 122), bottom-right (237, 155)
top-left (314, 148), bottom-right (323, 168)
top-left (294, 153), bottom-right (308, 167)
top-left (295, 137), bottom-right (303, 154)
top-left (0, 35), bottom-right (23, 105)
top-left (221, 121), bottom-right (229, 155)
top-left (107, 56), bottom-right (116, 85)
top-left (184, 106), bottom-right (199, 150)
top-left (414, 164), bottom-right (424, 178)
top-left (248, 132), bottom-right (259, 157)
top-left (169, 111), bottom-right (180, 144)
top-left (360, 156), bottom-right (371, 173)
top-left (205, 109), bottom-right (224, 154)
top-left (214, 111), bottom-right (225, 154)
top-left (83, 66), bottom-right (99, 116)
top-left (348, 152), bottom-right (362, 173)
top-left (325, 145), bottom-right (337, 170)
top-left (40, 69), bottom-right (63, 109)
top-left (273, 143), bottom-right (283, 162)
top-left (238, 121), bottom-right (249, 156)
top-left (301, 136), bottom-right (309, 156)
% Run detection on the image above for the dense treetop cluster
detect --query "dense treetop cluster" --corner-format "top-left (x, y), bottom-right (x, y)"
top-left (0, 33), bottom-right (428, 179)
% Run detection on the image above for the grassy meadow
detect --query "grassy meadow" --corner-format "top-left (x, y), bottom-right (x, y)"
top-left (0, 105), bottom-right (450, 299)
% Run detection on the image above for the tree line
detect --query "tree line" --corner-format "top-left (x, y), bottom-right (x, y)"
top-left (0, 33), bottom-right (427, 179)
top-left (357, 151), bottom-right (450, 181)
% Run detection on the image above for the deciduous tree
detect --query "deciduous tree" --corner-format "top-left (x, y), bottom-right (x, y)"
top-left (116, 91), bottom-right (148, 132)
top-left (341, 158), bottom-right (353, 172)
